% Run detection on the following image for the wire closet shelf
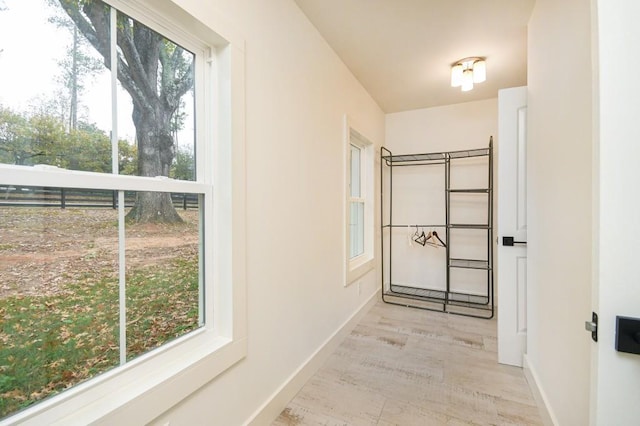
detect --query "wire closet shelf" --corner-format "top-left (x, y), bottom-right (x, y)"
top-left (380, 137), bottom-right (494, 319)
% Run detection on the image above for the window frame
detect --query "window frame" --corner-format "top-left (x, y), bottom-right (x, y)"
top-left (0, 0), bottom-right (246, 424)
top-left (344, 116), bottom-right (375, 285)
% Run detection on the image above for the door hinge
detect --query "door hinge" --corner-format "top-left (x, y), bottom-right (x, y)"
top-left (585, 312), bottom-right (598, 342)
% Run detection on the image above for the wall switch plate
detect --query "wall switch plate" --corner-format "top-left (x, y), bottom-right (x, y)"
top-left (615, 316), bottom-right (640, 355)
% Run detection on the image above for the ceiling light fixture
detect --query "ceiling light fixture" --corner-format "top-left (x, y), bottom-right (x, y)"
top-left (450, 57), bottom-right (486, 92)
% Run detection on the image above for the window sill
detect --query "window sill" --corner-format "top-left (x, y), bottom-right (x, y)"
top-left (346, 255), bottom-right (375, 285)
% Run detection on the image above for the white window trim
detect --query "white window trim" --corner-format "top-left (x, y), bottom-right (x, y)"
top-left (0, 1), bottom-right (246, 424)
top-left (344, 115), bottom-right (375, 286)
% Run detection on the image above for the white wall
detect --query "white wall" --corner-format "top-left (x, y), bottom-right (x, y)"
top-left (526, 0), bottom-right (593, 424)
top-left (147, 0), bottom-right (385, 424)
top-left (386, 100), bottom-right (497, 154)
top-left (384, 100), bottom-right (497, 299)
top-left (592, 0), bottom-right (640, 423)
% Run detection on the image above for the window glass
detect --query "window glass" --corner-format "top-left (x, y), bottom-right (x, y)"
top-left (0, 0), bottom-right (205, 420)
top-left (346, 124), bottom-right (374, 281)
top-left (349, 142), bottom-right (364, 259)
top-left (350, 144), bottom-right (361, 197)
top-left (0, 1), bottom-right (112, 172)
top-left (0, 0), bottom-right (196, 182)
top-left (0, 187), bottom-right (204, 418)
top-left (349, 201), bottom-right (365, 258)
top-left (0, 188), bottom-right (120, 417)
top-left (125, 192), bottom-right (202, 360)
top-left (116, 11), bottom-right (196, 180)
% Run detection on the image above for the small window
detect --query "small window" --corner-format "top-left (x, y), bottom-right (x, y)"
top-left (345, 118), bottom-right (374, 284)
top-left (349, 144), bottom-right (365, 258)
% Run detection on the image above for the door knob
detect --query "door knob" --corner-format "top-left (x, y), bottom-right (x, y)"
top-left (616, 316), bottom-right (640, 355)
top-left (502, 236), bottom-right (527, 246)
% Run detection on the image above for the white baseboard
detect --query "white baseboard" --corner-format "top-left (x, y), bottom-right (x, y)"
top-left (523, 354), bottom-right (558, 426)
top-left (244, 290), bottom-right (379, 426)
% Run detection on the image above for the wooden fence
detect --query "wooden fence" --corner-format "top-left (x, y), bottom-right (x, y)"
top-left (0, 186), bottom-right (199, 210)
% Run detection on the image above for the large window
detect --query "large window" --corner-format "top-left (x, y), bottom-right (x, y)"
top-left (0, 0), bottom-right (245, 423)
top-left (345, 120), bottom-right (374, 284)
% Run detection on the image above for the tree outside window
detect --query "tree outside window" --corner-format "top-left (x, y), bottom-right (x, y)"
top-left (0, 0), bottom-right (208, 419)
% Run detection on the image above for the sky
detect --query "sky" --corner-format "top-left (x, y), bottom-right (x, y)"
top-left (0, 0), bottom-right (195, 148)
top-left (0, 0), bottom-right (139, 140)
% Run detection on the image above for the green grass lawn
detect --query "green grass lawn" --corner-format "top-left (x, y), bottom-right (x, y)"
top-left (0, 255), bottom-right (199, 418)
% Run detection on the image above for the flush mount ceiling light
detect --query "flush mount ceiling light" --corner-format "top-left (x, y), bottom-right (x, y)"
top-left (450, 57), bottom-right (486, 92)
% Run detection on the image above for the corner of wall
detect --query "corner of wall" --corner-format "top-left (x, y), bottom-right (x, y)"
top-left (522, 354), bottom-right (559, 426)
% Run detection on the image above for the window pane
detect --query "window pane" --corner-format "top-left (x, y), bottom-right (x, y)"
top-left (0, 187), bottom-right (204, 419)
top-left (0, 187), bottom-right (119, 419)
top-left (350, 144), bottom-right (361, 197)
top-left (349, 201), bottom-right (364, 258)
top-left (117, 11), bottom-right (196, 181)
top-left (0, 1), bottom-right (197, 181)
top-left (0, 1), bottom-right (113, 173)
top-left (0, 1), bottom-right (208, 421)
top-left (125, 192), bottom-right (202, 361)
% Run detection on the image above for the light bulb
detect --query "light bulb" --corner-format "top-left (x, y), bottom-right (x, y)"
top-left (461, 69), bottom-right (474, 91)
top-left (451, 64), bottom-right (463, 87)
top-left (473, 60), bottom-right (486, 83)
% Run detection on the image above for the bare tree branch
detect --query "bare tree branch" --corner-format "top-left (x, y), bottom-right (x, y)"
top-left (116, 15), bottom-right (158, 104)
top-left (57, 1), bottom-right (106, 63)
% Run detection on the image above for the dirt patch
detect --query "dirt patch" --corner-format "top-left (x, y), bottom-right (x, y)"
top-left (0, 207), bottom-right (199, 299)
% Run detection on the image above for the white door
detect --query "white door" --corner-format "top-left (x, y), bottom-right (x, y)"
top-left (592, 1), bottom-right (640, 422)
top-left (497, 86), bottom-right (527, 367)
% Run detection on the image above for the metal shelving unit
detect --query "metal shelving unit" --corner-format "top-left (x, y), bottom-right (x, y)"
top-left (380, 137), bottom-right (494, 319)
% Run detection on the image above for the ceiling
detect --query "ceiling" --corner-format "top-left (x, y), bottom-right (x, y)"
top-left (294, 0), bottom-right (535, 113)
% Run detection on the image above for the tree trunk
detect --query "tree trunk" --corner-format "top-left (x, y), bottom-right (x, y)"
top-left (125, 103), bottom-right (183, 223)
top-left (55, 0), bottom-right (193, 224)
top-left (126, 191), bottom-right (182, 223)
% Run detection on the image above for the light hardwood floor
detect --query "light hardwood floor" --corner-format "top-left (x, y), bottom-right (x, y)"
top-left (273, 301), bottom-right (542, 425)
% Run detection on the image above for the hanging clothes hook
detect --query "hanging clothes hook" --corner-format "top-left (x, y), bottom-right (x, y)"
top-left (413, 226), bottom-right (427, 246)
top-left (424, 230), bottom-right (446, 248)
top-left (432, 230), bottom-right (446, 247)
top-left (407, 225), bottom-right (414, 247)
